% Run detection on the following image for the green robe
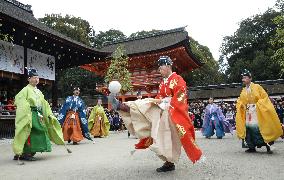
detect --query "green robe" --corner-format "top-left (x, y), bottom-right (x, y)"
top-left (13, 84), bottom-right (65, 155)
top-left (88, 105), bottom-right (110, 136)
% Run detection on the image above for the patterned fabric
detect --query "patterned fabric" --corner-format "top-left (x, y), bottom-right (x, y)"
top-left (156, 72), bottom-right (202, 163)
top-left (62, 111), bottom-right (84, 142)
top-left (202, 104), bottom-right (233, 138)
top-left (58, 96), bottom-right (90, 139)
top-left (88, 105), bottom-right (110, 137)
top-left (236, 83), bottom-right (283, 143)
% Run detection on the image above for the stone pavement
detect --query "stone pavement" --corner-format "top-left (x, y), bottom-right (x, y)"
top-left (0, 131), bottom-right (284, 180)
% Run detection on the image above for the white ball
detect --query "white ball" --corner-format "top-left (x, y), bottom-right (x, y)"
top-left (108, 81), bottom-right (121, 93)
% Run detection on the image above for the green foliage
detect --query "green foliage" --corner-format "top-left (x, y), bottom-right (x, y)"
top-left (93, 29), bottom-right (126, 48)
top-left (57, 67), bottom-right (103, 97)
top-left (39, 14), bottom-right (94, 46)
top-left (105, 46), bottom-right (132, 93)
top-left (219, 8), bottom-right (282, 82)
top-left (0, 30), bottom-right (14, 42)
top-left (129, 29), bottom-right (162, 38)
top-left (39, 14), bottom-right (102, 97)
top-left (271, 0), bottom-right (284, 73)
top-left (182, 37), bottom-right (224, 86)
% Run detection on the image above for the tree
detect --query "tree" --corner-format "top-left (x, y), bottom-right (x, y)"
top-left (219, 8), bottom-right (282, 82)
top-left (56, 67), bottom-right (104, 97)
top-left (39, 14), bottom-right (95, 46)
top-left (271, 0), bottom-right (284, 73)
top-left (182, 37), bottom-right (224, 86)
top-left (0, 31), bottom-right (13, 42)
top-left (105, 45), bottom-right (132, 93)
top-left (129, 29), bottom-right (162, 38)
top-left (93, 29), bottom-right (126, 49)
top-left (39, 14), bottom-right (102, 97)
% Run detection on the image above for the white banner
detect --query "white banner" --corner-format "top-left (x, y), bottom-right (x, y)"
top-left (27, 49), bottom-right (55, 80)
top-left (0, 40), bottom-right (24, 74)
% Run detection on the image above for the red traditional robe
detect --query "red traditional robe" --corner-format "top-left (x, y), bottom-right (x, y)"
top-left (156, 72), bottom-right (202, 163)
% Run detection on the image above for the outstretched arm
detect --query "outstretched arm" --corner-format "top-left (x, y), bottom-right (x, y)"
top-left (108, 93), bottom-right (130, 112)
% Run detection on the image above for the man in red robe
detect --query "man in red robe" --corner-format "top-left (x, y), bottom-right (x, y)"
top-left (110, 56), bottom-right (202, 172)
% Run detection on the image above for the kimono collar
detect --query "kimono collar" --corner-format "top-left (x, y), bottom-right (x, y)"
top-left (246, 83), bottom-right (251, 88)
top-left (28, 84), bottom-right (40, 93)
top-left (246, 82), bottom-right (253, 92)
top-left (28, 84), bottom-right (36, 89)
top-left (73, 95), bottom-right (79, 100)
top-left (163, 72), bottom-right (176, 83)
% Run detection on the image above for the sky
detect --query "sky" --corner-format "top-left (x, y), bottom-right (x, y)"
top-left (20, 0), bottom-right (276, 60)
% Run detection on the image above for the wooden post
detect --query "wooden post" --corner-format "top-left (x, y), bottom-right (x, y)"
top-left (121, 96), bottom-right (126, 102)
top-left (19, 47), bottom-right (28, 88)
top-left (51, 79), bottom-right (58, 108)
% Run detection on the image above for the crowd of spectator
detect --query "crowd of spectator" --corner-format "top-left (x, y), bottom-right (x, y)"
top-left (104, 108), bottom-right (125, 132)
top-left (0, 96), bottom-right (16, 115)
top-left (189, 100), bottom-right (236, 129)
top-left (189, 97), bottom-right (284, 129)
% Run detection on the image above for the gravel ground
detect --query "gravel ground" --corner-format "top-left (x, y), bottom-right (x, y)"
top-left (0, 131), bottom-right (284, 180)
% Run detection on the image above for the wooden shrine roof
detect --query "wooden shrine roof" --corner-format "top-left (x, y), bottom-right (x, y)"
top-left (0, 0), bottom-right (108, 68)
top-left (0, 0), bottom-right (103, 52)
top-left (101, 27), bottom-right (202, 67)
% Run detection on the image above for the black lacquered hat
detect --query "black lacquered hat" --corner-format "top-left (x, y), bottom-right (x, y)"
top-left (26, 68), bottom-right (38, 77)
top-left (137, 91), bottom-right (142, 96)
top-left (73, 87), bottom-right (80, 91)
top-left (157, 56), bottom-right (173, 66)
top-left (241, 69), bottom-right (252, 78)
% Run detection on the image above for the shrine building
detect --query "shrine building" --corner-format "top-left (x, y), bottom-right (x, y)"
top-left (81, 27), bottom-right (203, 102)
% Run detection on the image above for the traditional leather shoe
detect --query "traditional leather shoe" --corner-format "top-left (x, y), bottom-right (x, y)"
top-left (22, 156), bottom-right (36, 161)
top-left (266, 145), bottom-right (273, 154)
top-left (135, 137), bottom-right (153, 149)
top-left (20, 154), bottom-right (36, 161)
top-left (13, 154), bottom-right (36, 161)
top-left (245, 148), bottom-right (256, 153)
top-left (156, 162), bottom-right (175, 172)
top-left (13, 155), bottom-right (19, 160)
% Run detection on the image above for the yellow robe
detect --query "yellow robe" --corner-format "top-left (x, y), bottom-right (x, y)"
top-left (236, 83), bottom-right (283, 143)
top-left (88, 105), bottom-right (110, 137)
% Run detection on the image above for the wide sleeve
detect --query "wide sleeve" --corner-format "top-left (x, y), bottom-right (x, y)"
top-left (57, 97), bottom-right (69, 126)
top-left (169, 76), bottom-right (189, 115)
top-left (218, 106), bottom-right (233, 134)
top-left (155, 83), bottom-right (163, 99)
top-left (168, 75), bottom-right (203, 162)
top-left (169, 75), bottom-right (195, 139)
top-left (217, 106), bottom-right (226, 121)
top-left (236, 95), bottom-right (246, 140)
top-left (255, 84), bottom-right (282, 142)
top-left (102, 109), bottom-right (110, 136)
top-left (42, 99), bottom-right (65, 145)
top-left (88, 106), bottom-right (96, 131)
top-left (202, 107), bottom-right (210, 131)
top-left (78, 98), bottom-right (91, 139)
top-left (13, 88), bottom-right (32, 155)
